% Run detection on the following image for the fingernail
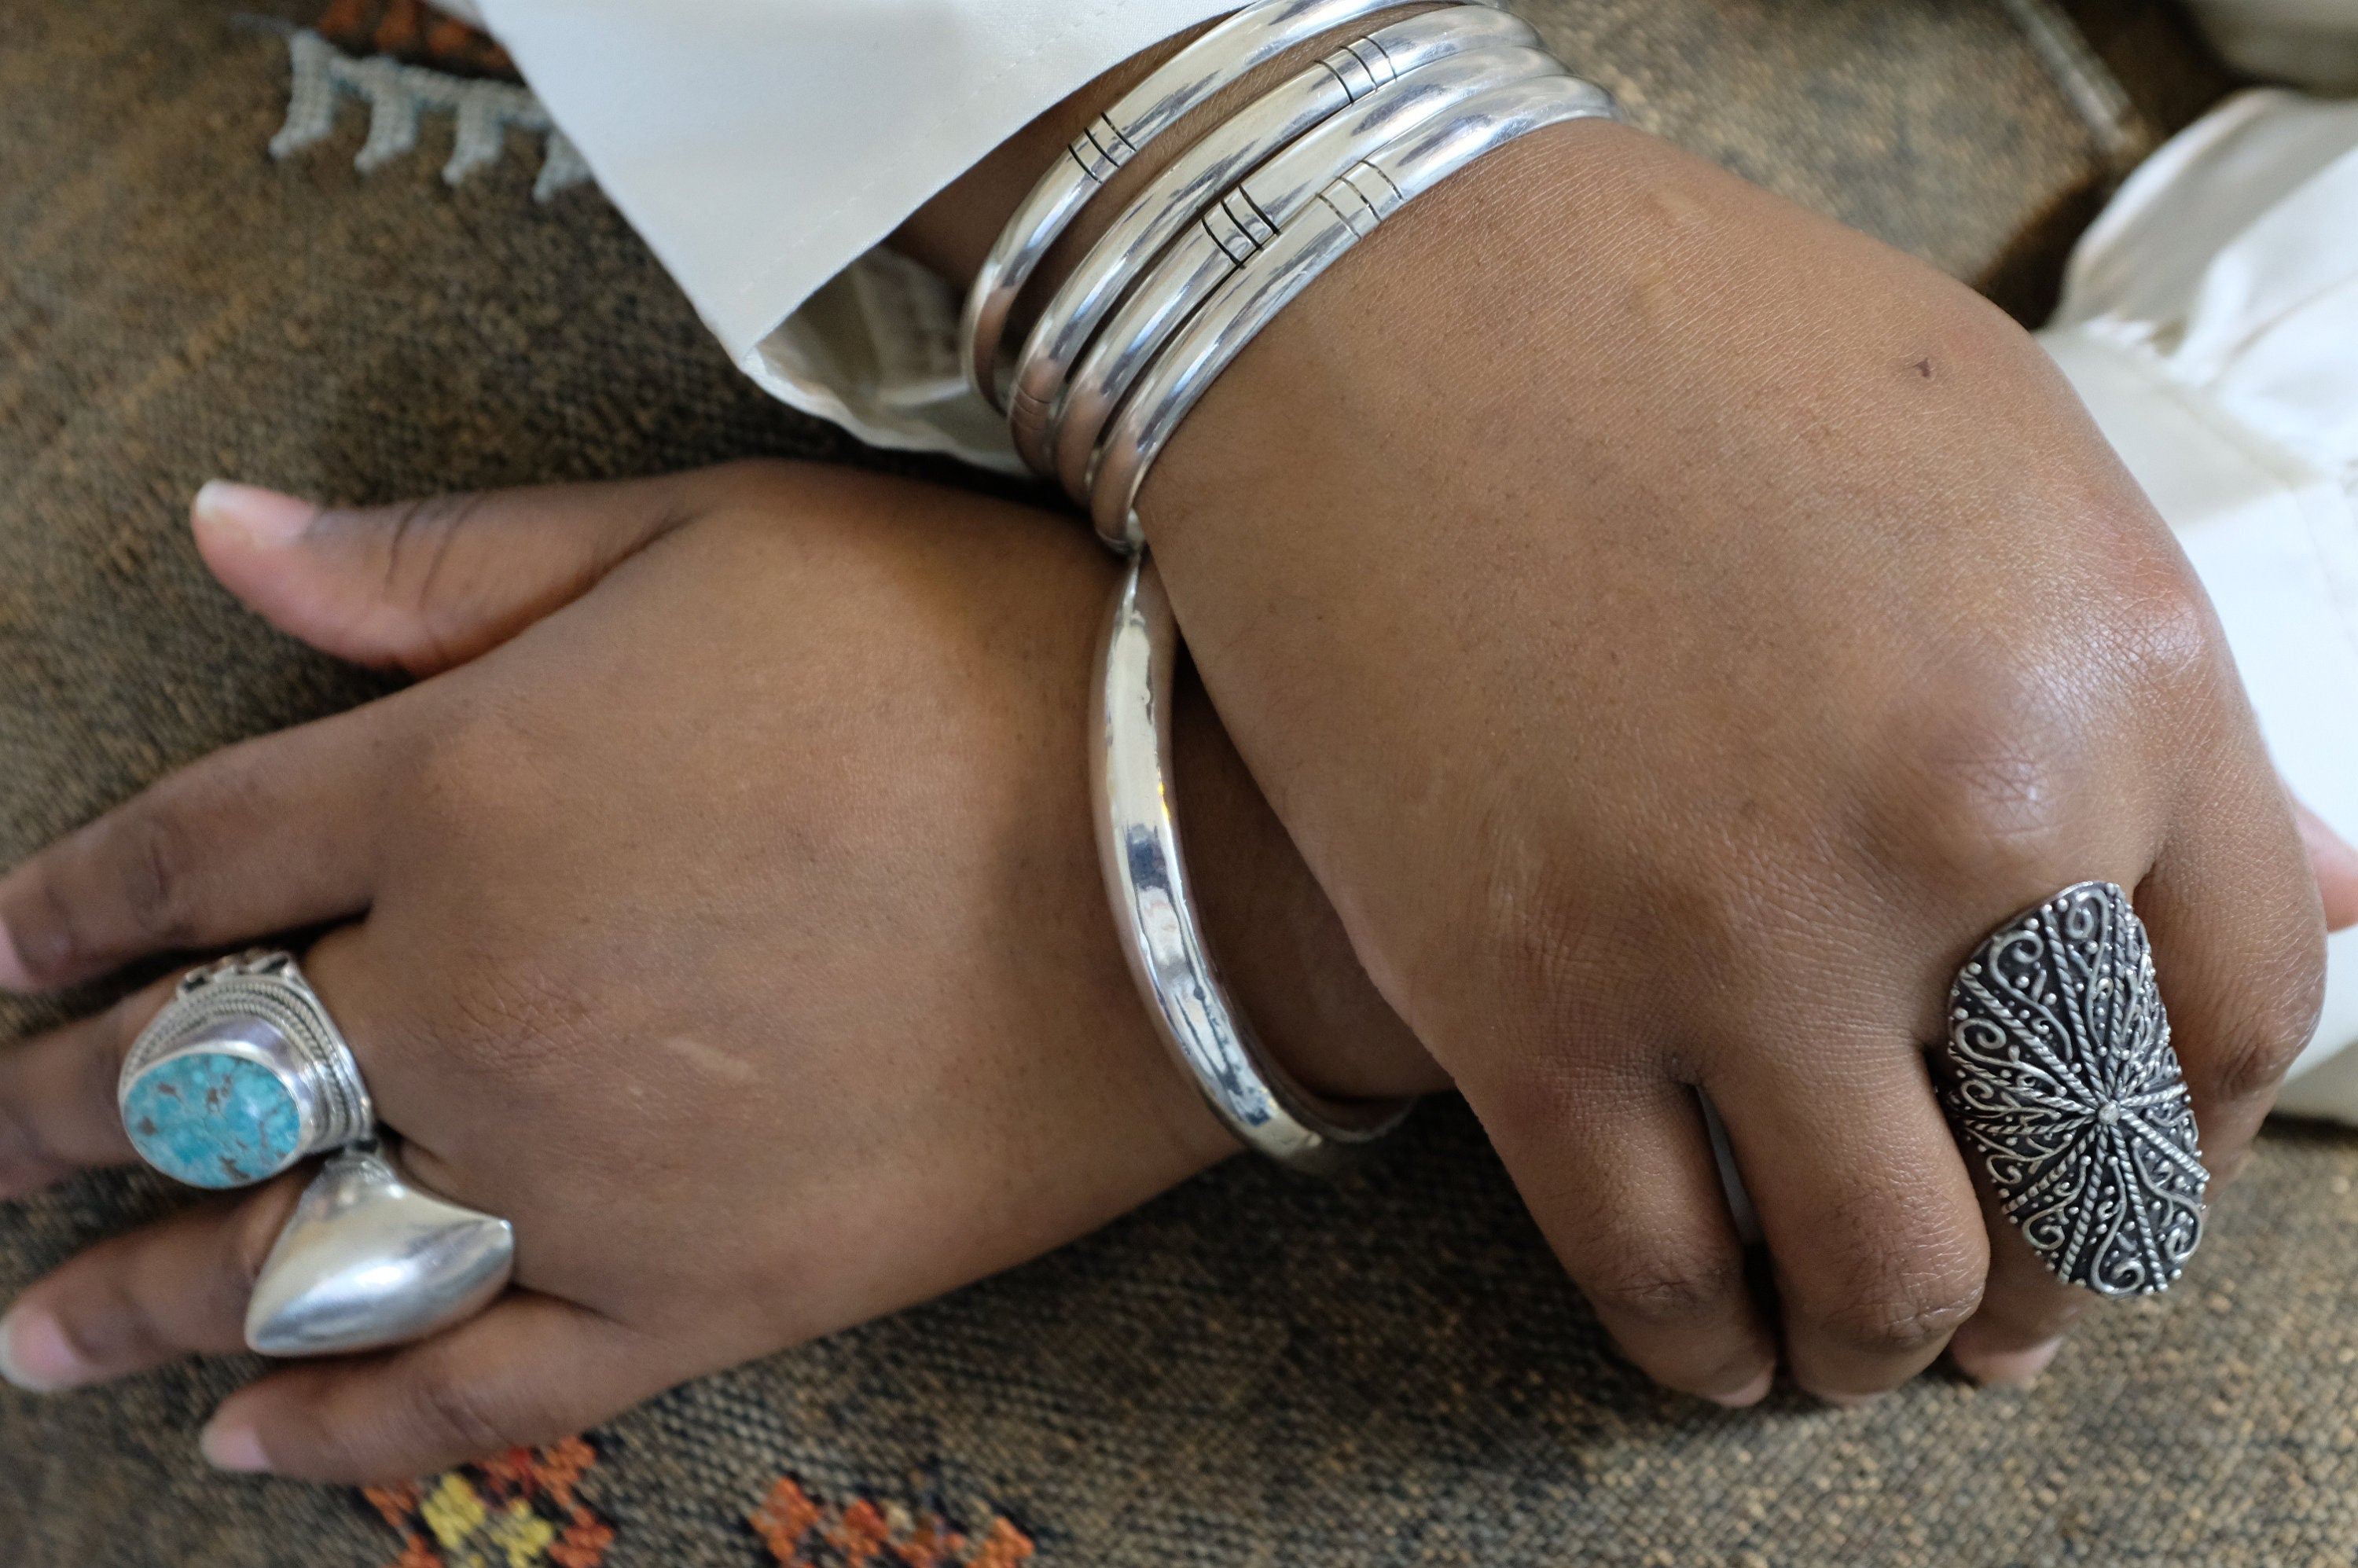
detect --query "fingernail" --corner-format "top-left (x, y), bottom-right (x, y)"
top-left (1962, 1336), bottom-right (2063, 1388)
top-left (1704, 1368), bottom-right (1774, 1408)
top-left (0, 913), bottom-right (28, 992)
top-left (200, 1416), bottom-right (270, 1474)
top-left (0, 1305), bottom-right (90, 1394)
top-left (193, 481), bottom-right (315, 549)
top-left (1820, 1389), bottom-right (1886, 1410)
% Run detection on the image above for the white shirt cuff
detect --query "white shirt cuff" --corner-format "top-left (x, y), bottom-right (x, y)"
top-left (469, 0), bottom-right (1238, 469)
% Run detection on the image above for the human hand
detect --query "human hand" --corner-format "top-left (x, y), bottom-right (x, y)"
top-left (1130, 119), bottom-right (2331, 1404)
top-left (906, 42), bottom-right (2333, 1405)
top-left (0, 461), bottom-right (1428, 1481)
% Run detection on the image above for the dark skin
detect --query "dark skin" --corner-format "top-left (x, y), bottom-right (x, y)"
top-left (0, 465), bottom-right (1427, 1480)
top-left (2, 12), bottom-right (2355, 1481)
top-left (892, 19), bottom-right (2338, 1404)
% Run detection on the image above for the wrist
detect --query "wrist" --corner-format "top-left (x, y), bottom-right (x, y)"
top-left (892, 6), bottom-right (1447, 299)
top-left (1166, 648), bottom-right (1448, 1103)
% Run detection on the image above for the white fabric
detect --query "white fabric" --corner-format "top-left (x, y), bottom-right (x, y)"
top-left (465, 0), bottom-right (1235, 469)
top-left (2039, 90), bottom-right (2358, 1120)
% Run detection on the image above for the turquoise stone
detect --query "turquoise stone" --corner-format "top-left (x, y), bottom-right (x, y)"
top-left (123, 1052), bottom-right (302, 1188)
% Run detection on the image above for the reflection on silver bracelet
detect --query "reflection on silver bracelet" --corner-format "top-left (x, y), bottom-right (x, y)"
top-left (967, 0), bottom-right (1620, 1169)
top-left (959, 0), bottom-right (1417, 409)
top-left (1089, 72), bottom-right (1619, 549)
top-left (1005, 5), bottom-right (1541, 473)
top-left (1053, 42), bottom-right (1569, 507)
top-left (1093, 553), bottom-right (1415, 1173)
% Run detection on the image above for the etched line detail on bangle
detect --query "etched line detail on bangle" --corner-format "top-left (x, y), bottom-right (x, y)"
top-left (1203, 189), bottom-right (1280, 263)
top-left (1319, 32), bottom-right (1405, 100)
top-left (1315, 160), bottom-right (1405, 237)
top-left (1071, 114), bottom-right (1139, 182)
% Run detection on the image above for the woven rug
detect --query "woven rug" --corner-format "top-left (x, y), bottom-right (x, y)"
top-left (7, 2), bottom-right (2352, 1564)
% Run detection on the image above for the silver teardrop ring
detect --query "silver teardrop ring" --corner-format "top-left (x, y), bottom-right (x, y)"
top-left (118, 950), bottom-right (374, 1189)
top-left (1941, 882), bottom-right (2207, 1296)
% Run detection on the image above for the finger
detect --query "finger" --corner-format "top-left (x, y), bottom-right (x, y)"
top-left (2140, 758), bottom-right (2328, 1187)
top-left (1466, 1070), bottom-right (1777, 1406)
top-left (0, 702), bottom-right (399, 993)
top-left (0, 1176), bottom-right (306, 1391)
top-left (1944, 1164), bottom-right (2086, 1387)
top-left (198, 1294), bottom-right (662, 1483)
top-left (0, 975), bottom-right (182, 1196)
top-left (2295, 797), bottom-right (2358, 934)
top-left (1713, 1037), bottom-right (1989, 1405)
top-left (192, 467), bottom-right (741, 678)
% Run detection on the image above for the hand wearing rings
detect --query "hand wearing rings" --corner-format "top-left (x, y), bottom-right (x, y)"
top-left (0, 465), bottom-right (1434, 1483)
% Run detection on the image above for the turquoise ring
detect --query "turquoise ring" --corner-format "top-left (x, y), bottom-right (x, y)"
top-left (118, 951), bottom-right (374, 1189)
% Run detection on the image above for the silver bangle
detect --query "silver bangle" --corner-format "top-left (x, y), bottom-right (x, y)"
top-left (1089, 71), bottom-right (1620, 550)
top-left (1005, 5), bottom-right (1539, 474)
top-left (1049, 42), bottom-right (1568, 504)
top-left (1093, 553), bottom-right (1414, 1173)
top-left (958, 0), bottom-right (1434, 409)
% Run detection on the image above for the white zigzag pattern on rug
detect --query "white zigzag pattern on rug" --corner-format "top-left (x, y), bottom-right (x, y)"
top-left (268, 27), bottom-right (591, 201)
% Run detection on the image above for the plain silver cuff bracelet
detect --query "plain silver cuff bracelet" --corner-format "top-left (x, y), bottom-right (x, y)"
top-left (1092, 555), bottom-right (1416, 1173)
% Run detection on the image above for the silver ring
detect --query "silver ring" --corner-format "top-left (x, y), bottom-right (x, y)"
top-left (119, 950), bottom-right (374, 1189)
top-left (1093, 554), bottom-right (1413, 1173)
top-left (245, 1140), bottom-right (515, 1357)
top-left (1943, 881), bottom-right (2207, 1296)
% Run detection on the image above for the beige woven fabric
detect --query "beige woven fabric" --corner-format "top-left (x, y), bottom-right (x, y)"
top-left (7, 3), bottom-right (2350, 1565)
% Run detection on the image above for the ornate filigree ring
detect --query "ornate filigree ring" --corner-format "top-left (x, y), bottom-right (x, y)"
top-left (119, 950), bottom-right (375, 1189)
top-left (1941, 882), bottom-right (2207, 1296)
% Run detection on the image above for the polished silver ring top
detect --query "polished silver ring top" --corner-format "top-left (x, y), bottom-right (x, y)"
top-left (1942, 881), bottom-right (2206, 1296)
top-left (118, 950), bottom-right (374, 1189)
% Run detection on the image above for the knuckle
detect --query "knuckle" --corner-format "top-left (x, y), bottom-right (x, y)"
top-left (106, 795), bottom-right (203, 952)
top-left (372, 492), bottom-right (484, 615)
top-left (1877, 693), bottom-right (2084, 889)
top-left (404, 1365), bottom-right (523, 1462)
top-left (1583, 1243), bottom-right (1750, 1331)
top-left (2207, 931), bottom-right (2330, 1105)
top-left (1812, 1260), bottom-right (1985, 1357)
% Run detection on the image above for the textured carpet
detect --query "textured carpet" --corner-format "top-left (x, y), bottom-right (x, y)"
top-left (7, 2), bottom-right (2350, 1565)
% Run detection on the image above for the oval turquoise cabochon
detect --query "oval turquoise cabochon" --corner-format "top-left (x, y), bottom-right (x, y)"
top-left (123, 1052), bottom-right (302, 1188)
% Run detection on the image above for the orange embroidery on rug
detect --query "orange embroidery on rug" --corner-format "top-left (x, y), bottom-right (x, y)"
top-left (750, 1478), bottom-right (1034, 1568)
top-left (367, 1438), bottom-right (616, 1568)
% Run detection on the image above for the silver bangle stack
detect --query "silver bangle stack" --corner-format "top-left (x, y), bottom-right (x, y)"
top-left (961, 0), bottom-right (1622, 1170)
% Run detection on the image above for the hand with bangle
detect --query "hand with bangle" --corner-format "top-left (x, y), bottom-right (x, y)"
top-left (1, 0), bottom-right (2352, 1482)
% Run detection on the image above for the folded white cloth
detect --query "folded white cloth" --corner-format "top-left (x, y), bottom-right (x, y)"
top-left (2038, 89), bottom-right (2358, 1120)
top-left (461, 0), bottom-right (1232, 469)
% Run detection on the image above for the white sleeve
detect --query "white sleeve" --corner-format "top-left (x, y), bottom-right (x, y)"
top-left (2037, 89), bottom-right (2358, 1122)
top-left (466, 0), bottom-right (1239, 470)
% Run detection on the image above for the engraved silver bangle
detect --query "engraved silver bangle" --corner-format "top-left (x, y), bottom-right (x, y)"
top-left (1093, 553), bottom-right (1414, 1173)
top-left (959, 0), bottom-right (1437, 409)
top-left (1005, 4), bottom-right (1540, 473)
top-left (1089, 71), bottom-right (1620, 550)
top-left (1049, 42), bottom-right (1568, 503)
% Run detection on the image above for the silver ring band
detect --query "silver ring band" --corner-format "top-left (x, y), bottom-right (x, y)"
top-left (1943, 881), bottom-right (2207, 1296)
top-left (1089, 70), bottom-right (1620, 549)
top-left (1093, 553), bottom-right (1414, 1173)
top-left (960, 0), bottom-right (1442, 408)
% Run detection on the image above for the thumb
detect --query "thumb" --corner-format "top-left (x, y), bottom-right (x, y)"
top-left (2296, 797), bottom-right (2358, 934)
top-left (190, 474), bottom-right (707, 677)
